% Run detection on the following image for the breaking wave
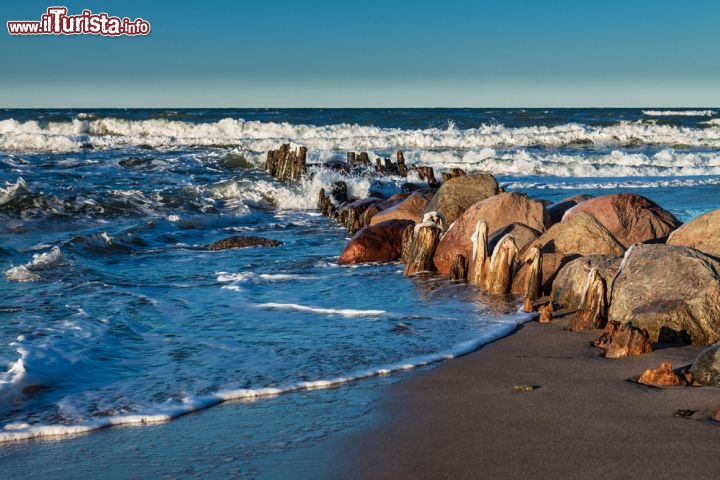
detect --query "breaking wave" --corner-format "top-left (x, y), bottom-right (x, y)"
top-left (2, 115), bottom-right (720, 153)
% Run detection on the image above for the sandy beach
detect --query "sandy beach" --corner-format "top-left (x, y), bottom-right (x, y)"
top-left (329, 316), bottom-right (720, 480)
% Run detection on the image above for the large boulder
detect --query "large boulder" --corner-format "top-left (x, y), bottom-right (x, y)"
top-left (338, 219), bottom-right (415, 265)
top-left (370, 192), bottom-right (433, 226)
top-left (609, 244), bottom-right (720, 345)
top-left (690, 343), bottom-right (720, 387)
top-left (528, 212), bottom-right (625, 257)
top-left (546, 194), bottom-right (594, 225)
top-left (667, 208), bottom-right (720, 261)
top-left (550, 255), bottom-right (623, 310)
top-left (433, 192), bottom-right (549, 275)
top-left (424, 173), bottom-right (499, 225)
top-left (563, 193), bottom-right (681, 248)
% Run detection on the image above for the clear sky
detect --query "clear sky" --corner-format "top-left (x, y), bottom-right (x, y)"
top-left (1, 0), bottom-right (718, 107)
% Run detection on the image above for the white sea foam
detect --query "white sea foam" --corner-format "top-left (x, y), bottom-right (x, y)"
top-left (217, 272), bottom-right (316, 282)
top-left (257, 302), bottom-right (387, 317)
top-left (3, 116), bottom-right (720, 153)
top-left (701, 118), bottom-right (720, 126)
top-left (0, 313), bottom-right (530, 443)
top-left (643, 110), bottom-right (716, 117)
top-left (4, 246), bottom-right (64, 282)
top-left (0, 177), bottom-right (30, 205)
top-left (503, 176), bottom-right (720, 191)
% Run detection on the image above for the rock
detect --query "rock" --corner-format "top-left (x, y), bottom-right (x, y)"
top-left (405, 213), bottom-right (444, 276)
top-left (604, 321), bottom-right (653, 359)
top-left (667, 208), bottom-right (720, 260)
top-left (265, 144), bottom-right (307, 182)
top-left (370, 192), bottom-right (433, 226)
top-left (563, 193), bottom-right (681, 248)
top-left (528, 212), bottom-right (625, 258)
top-left (638, 361), bottom-right (684, 387)
top-left (568, 268), bottom-right (608, 331)
top-left (690, 342), bottom-right (720, 387)
top-left (433, 192), bottom-right (546, 275)
top-left (208, 236), bottom-right (282, 250)
top-left (338, 220), bottom-right (415, 265)
top-left (550, 255), bottom-right (622, 311)
top-left (546, 194), bottom-right (594, 225)
top-left (424, 173), bottom-right (500, 226)
top-left (609, 244), bottom-right (720, 345)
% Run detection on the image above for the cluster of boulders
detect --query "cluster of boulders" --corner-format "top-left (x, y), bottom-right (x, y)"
top-left (265, 145), bottom-right (720, 389)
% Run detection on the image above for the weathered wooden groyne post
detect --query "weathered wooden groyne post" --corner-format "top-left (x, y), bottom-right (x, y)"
top-left (266, 144), bottom-right (307, 182)
top-left (404, 212), bottom-right (445, 276)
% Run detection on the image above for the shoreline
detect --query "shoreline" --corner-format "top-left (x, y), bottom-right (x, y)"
top-left (328, 316), bottom-right (720, 479)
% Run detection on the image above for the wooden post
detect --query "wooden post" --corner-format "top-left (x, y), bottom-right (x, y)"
top-left (404, 213), bottom-right (444, 276)
top-left (569, 268), bottom-right (608, 331)
top-left (468, 219), bottom-right (489, 287)
top-left (487, 234), bottom-right (519, 295)
top-left (450, 254), bottom-right (467, 281)
top-left (522, 246), bottom-right (543, 309)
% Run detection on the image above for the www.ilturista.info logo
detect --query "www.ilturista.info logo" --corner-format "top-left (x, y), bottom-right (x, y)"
top-left (7, 7), bottom-right (150, 36)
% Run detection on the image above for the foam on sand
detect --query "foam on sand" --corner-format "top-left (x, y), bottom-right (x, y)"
top-left (0, 313), bottom-right (531, 443)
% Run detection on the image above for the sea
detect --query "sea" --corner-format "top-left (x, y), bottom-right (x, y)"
top-left (1, 108), bottom-right (719, 477)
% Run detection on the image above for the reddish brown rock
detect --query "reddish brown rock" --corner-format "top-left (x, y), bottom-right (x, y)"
top-left (528, 212), bottom-right (625, 258)
top-left (208, 236), bottom-right (282, 250)
top-left (609, 244), bottom-right (720, 345)
top-left (370, 192), bottom-right (433, 226)
top-left (667, 208), bottom-right (720, 260)
top-left (433, 193), bottom-right (548, 275)
top-left (424, 173), bottom-right (500, 226)
top-left (563, 193), bottom-right (681, 248)
top-left (604, 321), bottom-right (653, 359)
top-left (338, 220), bottom-right (415, 265)
top-left (546, 194), bottom-right (594, 225)
top-left (637, 361), bottom-right (683, 387)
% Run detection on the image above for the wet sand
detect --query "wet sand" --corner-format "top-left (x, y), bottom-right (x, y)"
top-left (331, 318), bottom-right (720, 479)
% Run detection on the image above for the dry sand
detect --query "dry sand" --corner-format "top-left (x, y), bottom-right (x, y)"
top-left (328, 317), bottom-right (720, 480)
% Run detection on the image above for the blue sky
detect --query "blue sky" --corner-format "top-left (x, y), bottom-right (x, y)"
top-left (1, 0), bottom-right (718, 107)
